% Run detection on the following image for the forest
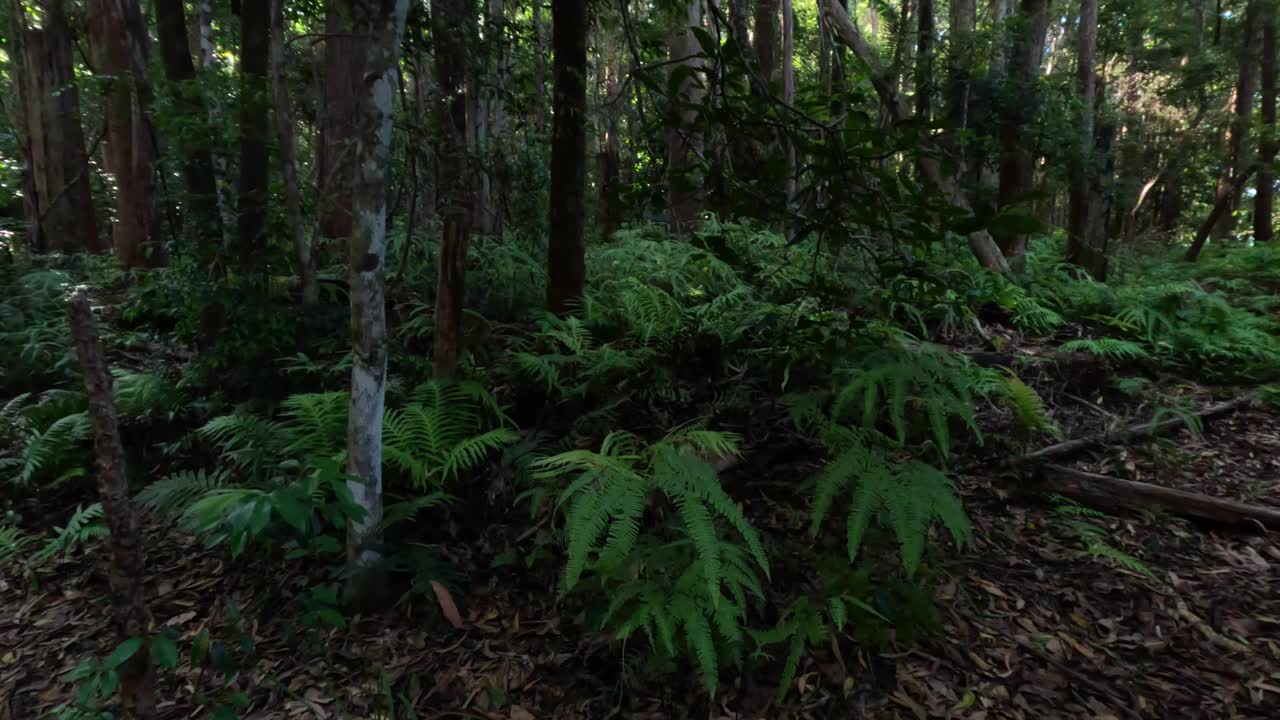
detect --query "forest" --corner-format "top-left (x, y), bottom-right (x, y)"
top-left (1, 0), bottom-right (1279, 716)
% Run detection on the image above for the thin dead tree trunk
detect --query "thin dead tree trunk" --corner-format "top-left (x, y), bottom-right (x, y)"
top-left (271, 0), bottom-right (318, 304)
top-left (343, 0), bottom-right (412, 598)
top-left (66, 292), bottom-right (155, 718)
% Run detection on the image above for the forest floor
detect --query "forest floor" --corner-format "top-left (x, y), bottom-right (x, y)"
top-left (3, 387), bottom-right (1279, 719)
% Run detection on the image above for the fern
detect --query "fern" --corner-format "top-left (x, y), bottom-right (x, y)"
top-left (0, 524), bottom-right (38, 567)
top-left (1051, 497), bottom-right (1155, 579)
top-left (383, 381), bottom-right (517, 488)
top-left (111, 370), bottom-right (182, 420)
top-left (12, 411), bottom-right (91, 487)
top-left (1059, 337), bottom-right (1151, 361)
top-left (995, 371), bottom-right (1056, 433)
top-left (32, 503), bottom-right (107, 563)
top-left (136, 468), bottom-right (235, 517)
top-left (279, 391), bottom-right (349, 459)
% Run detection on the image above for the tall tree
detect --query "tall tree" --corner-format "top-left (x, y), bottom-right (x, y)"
top-left (433, 0), bottom-right (474, 378)
top-left (11, 0), bottom-right (99, 254)
top-left (943, 0), bottom-right (976, 179)
top-left (475, 0), bottom-right (509, 236)
top-left (271, 0), bottom-right (318, 303)
top-left (155, 0), bottom-right (221, 249)
top-left (1256, 4), bottom-right (1277, 243)
top-left (1212, 0), bottom-right (1261, 240)
top-left (753, 0), bottom-right (778, 88)
top-left (667, 0), bottom-right (705, 234)
top-left (915, 0), bottom-right (934, 123)
top-left (88, 0), bottom-right (162, 267)
top-left (782, 0), bottom-right (795, 239)
top-left (237, 0), bottom-right (271, 270)
top-left (319, 0), bottom-right (370, 240)
top-left (1066, 0), bottom-right (1104, 277)
top-left (993, 0), bottom-right (1049, 265)
top-left (343, 0), bottom-right (412, 593)
top-left (547, 0), bottom-right (589, 312)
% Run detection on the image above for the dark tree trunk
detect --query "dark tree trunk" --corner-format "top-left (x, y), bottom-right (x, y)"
top-left (943, 0), bottom-right (976, 179)
top-left (155, 0), bottom-right (221, 249)
top-left (547, 0), bottom-right (588, 313)
top-left (237, 0), bottom-right (271, 271)
top-left (66, 292), bottom-right (155, 718)
top-left (1066, 0), bottom-right (1100, 276)
top-left (993, 0), bottom-right (1049, 266)
top-left (88, 0), bottom-right (162, 268)
top-left (1186, 167), bottom-right (1257, 261)
top-left (1257, 6), bottom-right (1277, 243)
top-left (1212, 0), bottom-right (1260, 240)
top-left (596, 51), bottom-right (623, 241)
top-left (271, 0), bottom-right (317, 303)
top-left (319, 0), bottom-right (370, 239)
top-left (914, 0), bottom-right (934, 123)
top-left (13, 0), bottom-right (100, 254)
top-left (753, 0), bottom-right (778, 87)
top-left (433, 0), bottom-right (474, 378)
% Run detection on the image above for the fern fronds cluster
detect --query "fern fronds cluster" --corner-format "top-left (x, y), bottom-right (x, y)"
top-left (1059, 337), bottom-right (1150, 361)
top-left (0, 525), bottom-right (38, 567)
top-left (32, 503), bottom-right (107, 563)
top-left (137, 468), bottom-right (235, 518)
top-left (383, 381), bottom-right (518, 488)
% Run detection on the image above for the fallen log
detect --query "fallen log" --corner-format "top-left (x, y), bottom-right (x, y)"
top-left (1015, 390), bottom-right (1262, 467)
top-left (1038, 464), bottom-right (1280, 531)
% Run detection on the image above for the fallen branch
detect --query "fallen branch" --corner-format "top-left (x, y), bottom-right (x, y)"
top-left (1038, 464), bottom-right (1280, 531)
top-left (1015, 391), bottom-right (1262, 467)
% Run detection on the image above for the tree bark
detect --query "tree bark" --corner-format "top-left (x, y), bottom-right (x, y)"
top-left (66, 292), bottom-right (155, 718)
top-left (914, 0), bottom-right (934, 123)
top-left (782, 0), bottom-right (796, 240)
top-left (272, 0), bottom-right (318, 303)
top-left (319, 0), bottom-right (370, 240)
top-left (943, 0), bottom-right (976, 180)
top-left (1186, 166), bottom-right (1257, 261)
top-left (1257, 6), bottom-right (1277, 243)
top-left (1066, 0), bottom-right (1099, 275)
top-left (237, 0), bottom-right (271, 272)
top-left (433, 0), bottom-right (474, 378)
top-left (994, 0), bottom-right (1049, 267)
top-left (547, 0), bottom-right (589, 313)
top-left (88, 0), bottom-right (162, 268)
top-left (343, 0), bottom-right (412, 592)
top-left (667, 0), bottom-right (705, 235)
top-left (1213, 0), bottom-right (1260, 240)
top-left (532, 0), bottom-right (548, 133)
top-left (195, 0), bottom-right (234, 244)
top-left (1038, 465), bottom-right (1280, 531)
top-left (754, 0), bottom-right (778, 87)
top-left (476, 0), bottom-right (508, 237)
top-left (155, 0), bottom-right (221, 249)
top-left (596, 49), bottom-right (624, 241)
top-left (12, 0), bottom-right (100, 254)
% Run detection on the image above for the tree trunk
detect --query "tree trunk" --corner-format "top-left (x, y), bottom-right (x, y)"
top-left (782, 0), bottom-right (795, 240)
top-left (343, 0), bottom-right (412, 595)
top-left (66, 292), bottom-right (155, 718)
top-left (12, 1), bottom-right (100, 254)
top-left (914, 0), bottom-right (934, 123)
top-left (155, 0), bottom-right (221, 249)
top-left (319, 0), bottom-right (370, 240)
top-left (271, 0), bottom-right (318, 303)
top-left (433, 0), bottom-right (474, 378)
top-left (596, 47), bottom-right (623, 241)
top-left (1213, 0), bottom-right (1260, 240)
top-left (532, 0), bottom-right (548, 134)
top-left (88, 0), bottom-right (162, 268)
top-left (667, 0), bottom-right (705, 235)
top-left (994, 0), bottom-right (1049, 267)
top-left (1186, 166), bottom-right (1257, 261)
top-left (547, 0), bottom-right (589, 313)
top-left (1066, 0), bottom-right (1100, 276)
top-left (475, 0), bottom-right (508, 237)
top-left (1257, 6), bottom-right (1277, 243)
top-left (237, 0), bottom-right (270, 272)
top-left (195, 0), bottom-right (233, 244)
top-left (754, 0), bottom-right (778, 88)
top-left (943, 0), bottom-right (976, 179)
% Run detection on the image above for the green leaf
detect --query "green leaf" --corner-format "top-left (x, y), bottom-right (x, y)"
top-left (150, 634), bottom-right (179, 669)
top-left (105, 637), bottom-right (143, 669)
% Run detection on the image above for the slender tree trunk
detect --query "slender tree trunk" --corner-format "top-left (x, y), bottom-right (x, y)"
top-left (1213, 0), bottom-right (1260, 240)
top-left (343, 0), bottom-right (412, 594)
top-left (993, 0), bottom-right (1049, 266)
top-left (754, 0), bottom-right (778, 87)
top-left (475, 0), bottom-right (508, 237)
top-left (547, 0), bottom-right (589, 312)
top-left (237, 0), bottom-right (271, 271)
top-left (596, 44), bottom-right (623, 240)
top-left (1186, 166), bottom-right (1257, 260)
top-left (782, 0), bottom-right (795, 240)
top-left (88, 0), bottom-right (162, 268)
top-left (196, 0), bottom-right (233, 245)
top-left (155, 0), bottom-right (221, 249)
top-left (433, 0), bottom-right (474, 378)
top-left (1066, 0), bottom-right (1100, 275)
top-left (66, 292), bottom-right (155, 718)
top-left (667, 0), bottom-right (705, 235)
top-left (272, 0), bottom-right (318, 303)
top-left (319, 0), bottom-right (370, 240)
top-left (12, 1), bottom-right (100, 254)
top-left (915, 0), bottom-right (934, 123)
top-left (1257, 6), bottom-right (1277, 243)
top-left (532, 0), bottom-right (548, 134)
top-left (943, 0), bottom-right (976, 180)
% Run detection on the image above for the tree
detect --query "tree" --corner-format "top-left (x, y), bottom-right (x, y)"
top-left (943, 0), bottom-right (976, 179)
top-left (11, 0), bottom-right (99, 254)
top-left (343, 0), bottom-right (413, 593)
top-left (994, 0), bottom-right (1049, 266)
top-left (753, 0), bottom-right (778, 87)
top-left (914, 0), bottom-right (934, 123)
top-left (667, 0), bottom-right (705, 235)
top-left (154, 0), bottom-right (222, 249)
top-left (319, 0), bottom-right (370, 240)
top-left (782, 0), bottom-right (795, 240)
top-left (1212, 0), bottom-right (1260, 240)
top-left (546, 0), bottom-right (589, 313)
top-left (237, 0), bottom-right (271, 271)
top-left (1257, 3), bottom-right (1277, 243)
top-left (271, 0), bottom-right (318, 304)
top-left (1066, 0), bottom-right (1106, 278)
top-left (87, 0), bottom-right (162, 268)
top-left (432, 0), bottom-right (475, 378)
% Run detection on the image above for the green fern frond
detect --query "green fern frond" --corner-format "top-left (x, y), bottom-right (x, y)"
top-left (13, 411), bottom-right (91, 487)
top-left (279, 391), bottom-right (349, 458)
top-left (111, 370), bottom-right (182, 420)
top-left (136, 468), bottom-right (235, 517)
top-left (999, 371), bottom-right (1053, 431)
top-left (1059, 337), bottom-right (1151, 360)
top-left (32, 503), bottom-right (105, 563)
top-left (0, 525), bottom-right (38, 567)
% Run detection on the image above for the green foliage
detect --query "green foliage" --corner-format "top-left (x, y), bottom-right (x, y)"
top-left (1050, 496), bottom-right (1155, 579)
top-left (137, 468), bottom-right (236, 518)
top-left (1059, 337), bottom-right (1151, 361)
top-left (994, 371), bottom-right (1055, 433)
top-left (0, 524), bottom-right (38, 567)
top-left (383, 381), bottom-right (518, 489)
top-left (8, 411), bottom-right (91, 487)
top-left (32, 503), bottom-right (107, 564)
top-left (511, 314), bottom-right (652, 401)
top-left (111, 369), bottom-right (183, 420)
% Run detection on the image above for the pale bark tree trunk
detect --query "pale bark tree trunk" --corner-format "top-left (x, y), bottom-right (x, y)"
top-left (547, 0), bottom-right (588, 312)
top-left (196, 0), bottom-right (233, 245)
top-left (88, 0), bottom-right (163, 268)
top-left (343, 0), bottom-right (412, 591)
top-left (782, 0), bottom-right (796, 240)
top-left (532, 0), bottom-right (548, 133)
top-left (433, 0), bottom-right (474, 378)
top-left (993, 0), bottom-right (1049, 267)
top-left (12, 0), bottom-right (100, 253)
top-left (476, 0), bottom-right (508, 237)
top-left (596, 40), bottom-right (623, 240)
top-left (237, 0), bottom-right (271, 271)
top-left (1213, 0), bottom-right (1260, 240)
top-left (1256, 6), bottom-right (1276, 243)
top-left (943, 0), bottom-right (976, 180)
top-left (320, 0), bottom-right (370, 240)
top-left (66, 291), bottom-right (155, 718)
top-left (272, 0), bottom-right (318, 303)
top-left (155, 0), bottom-right (221, 249)
top-left (667, 0), bottom-right (705, 235)
top-left (1066, 0), bottom-right (1102, 277)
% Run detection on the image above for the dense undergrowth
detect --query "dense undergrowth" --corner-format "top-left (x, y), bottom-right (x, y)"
top-left (4, 227), bottom-right (1280, 715)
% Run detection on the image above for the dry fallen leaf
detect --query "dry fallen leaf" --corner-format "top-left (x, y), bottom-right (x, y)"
top-left (431, 580), bottom-right (465, 629)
